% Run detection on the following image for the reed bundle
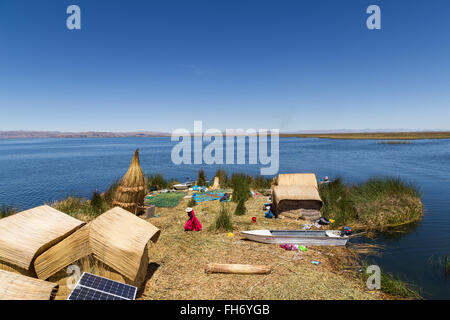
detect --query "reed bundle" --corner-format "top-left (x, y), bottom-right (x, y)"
top-left (0, 205), bottom-right (84, 276)
top-left (113, 149), bottom-right (146, 213)
top-left (0, 270), bottom-right (58, 300)
top-left (34, 207), bottom-right (160, 299)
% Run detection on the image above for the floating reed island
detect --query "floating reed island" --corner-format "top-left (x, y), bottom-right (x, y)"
top-left (0, 151), bottom-right (424, 299)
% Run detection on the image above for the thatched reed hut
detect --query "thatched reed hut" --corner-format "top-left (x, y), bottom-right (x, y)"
top-left (113, 149), bottom-right (146, 214)
top-left (272, 173), bottom-right (323, 220)
top-left (0, 270), bottom-right (58, 300)
top-left (34, 206), bottom-right (160, 299)
top-left (0, 205), bottom-right (85, 277)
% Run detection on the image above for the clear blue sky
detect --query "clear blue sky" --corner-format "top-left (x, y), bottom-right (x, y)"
top-left (0, 0), bottom-right (449, 132)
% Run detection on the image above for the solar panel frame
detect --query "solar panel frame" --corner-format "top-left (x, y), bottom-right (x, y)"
top-left (67, 272), bottom-right (137, 300)
top-left (68, 286), bottom-right (128, 300)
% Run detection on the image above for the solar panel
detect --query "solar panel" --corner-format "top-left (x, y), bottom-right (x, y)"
top-left (67, 272), bottom-right (137, 300)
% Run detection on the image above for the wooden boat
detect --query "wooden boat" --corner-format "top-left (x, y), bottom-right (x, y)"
top-left (240, 229), bottom-right (349, 246)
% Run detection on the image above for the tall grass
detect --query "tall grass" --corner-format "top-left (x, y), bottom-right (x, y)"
top-left (209, 204), bottom-right (233, 232)
top-left (90, 191), bottom-right (104, 215)
top-left (319, 178), bottom-right (355, 226)
top-left (252, 175), bottom-right (273, 192)
top-left (146, 174), bottom-right (167, 190)
top-left (53, 196), bottom-right (85, 217)
top-left (429, 254), bottom-right (450, 276)
top-left (103, 179), bottom-right (120, 205)
top-left (230, 173), bottom-right (251, 203)
top-left (319, 177), bottom-right (423, 229)
top-left (234, 198), bottom-right (247, 216)
top-left (53, 179), bottom-right (123, 219)
top-left (0, 205), bottom-right (18, 219)
top-left (213, 169), bottom-right (271, 191)
top-left (197, 170), bottom-right (207, 186)
top-left (361, 263), bottom-right (421, 299)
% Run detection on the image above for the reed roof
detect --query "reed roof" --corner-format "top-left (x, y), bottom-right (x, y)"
top-left (0, 205), bottom-right (85, 271)
top-left (35, 207), bottom-right (160, 282)
top-left (0, 269), bottom-right (58, 300)
top-left (273, 185), bottom-right (322, 204)
top-left (272, 173), bottom-right (322, 205)
top-left (276, 173), bottom-right (319, 188)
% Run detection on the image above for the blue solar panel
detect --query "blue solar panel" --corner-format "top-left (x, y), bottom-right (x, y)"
top-left (68, 286), bottom-right (128, 300)
top-left (67, 272), bottom-right (137, 300)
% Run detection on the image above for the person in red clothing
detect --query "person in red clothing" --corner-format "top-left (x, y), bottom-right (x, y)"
top-left (184, 207), bottom-right (202, 231)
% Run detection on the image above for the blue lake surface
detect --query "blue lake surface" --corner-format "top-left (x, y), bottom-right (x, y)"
top-left (0, 137), bottom-right (449, 299)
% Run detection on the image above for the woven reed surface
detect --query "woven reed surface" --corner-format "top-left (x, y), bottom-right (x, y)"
top-left (34, 224), bottom-right (91, 280)
top-left (277, 173), bottom-right (319, 188)
top-left (35, 207), bottom-right (160, 283)
top-left (0, 205), bottom-right (84, 271)
top-left (273, 185), bottom-right (322, 203)
top-left (0, 269), bottom-right (57, 300)
top-left (89, 207), bottom-right (160, 280)
top-left (113, 149), bottom-right (146, 212)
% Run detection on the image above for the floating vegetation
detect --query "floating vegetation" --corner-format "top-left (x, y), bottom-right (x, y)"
top-left (361, 263), bottom-right (422, 299)
top-left (319, 177), bottom-right (423, 229)
top-left (0, 205), bottom-right (18, 219)
top-left (428, 254), bottom-right (450, 276)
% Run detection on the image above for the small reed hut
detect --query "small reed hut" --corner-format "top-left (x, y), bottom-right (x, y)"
top-left (271, 173), bottom-right (323, 220)
top-left (113, 149), bottom-right (146, 214)
top-left (0, 270), bottom-right (58, 300)
top-left (0, 205), bottom-right (85, 277)
top-left (34, 206), bottom-right (161, 299)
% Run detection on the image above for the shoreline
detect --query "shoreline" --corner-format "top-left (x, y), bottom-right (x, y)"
top-left (1, 131), bottom-right (450, 140)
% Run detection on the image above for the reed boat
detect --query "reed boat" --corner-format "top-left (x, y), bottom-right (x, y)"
top-left (240, 229), bottom-right (349, 246)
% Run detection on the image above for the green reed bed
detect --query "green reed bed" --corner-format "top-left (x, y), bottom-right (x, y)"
top-left (361, 263), bottom-right (421, 299)
top-left (0, 205), bottom-right (18, 219)
top-left (319, 177), bottom-right (423, 230)
top-left (428, 254), bottom-right (450, 276)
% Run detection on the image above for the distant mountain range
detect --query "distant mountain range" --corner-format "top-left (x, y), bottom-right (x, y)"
top-left (0, 129), bottom-right (449, 139)
top-left (0, 131), bottom-right (171, 139)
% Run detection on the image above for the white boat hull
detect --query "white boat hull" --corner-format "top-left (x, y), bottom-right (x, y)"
top-left (240, 229), bottom-right (348, 246)
top-left (173, 184), bottom-right (189, 190)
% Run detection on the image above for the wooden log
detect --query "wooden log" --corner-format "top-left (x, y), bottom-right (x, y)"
top-left (205, 263), bottom-right (272, 274)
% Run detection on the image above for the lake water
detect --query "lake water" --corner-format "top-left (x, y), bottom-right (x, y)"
top-left (0, 137), bottom-right (449, 299)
